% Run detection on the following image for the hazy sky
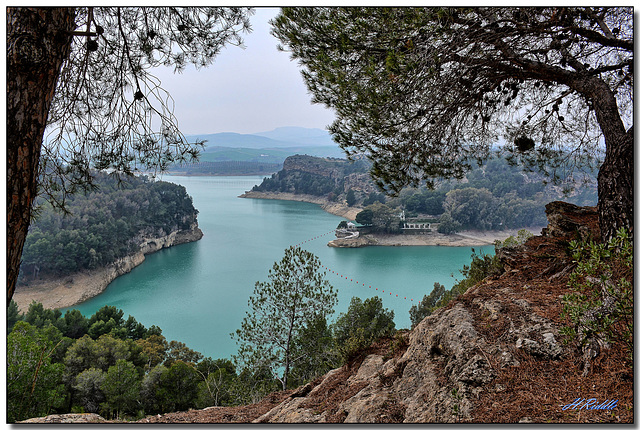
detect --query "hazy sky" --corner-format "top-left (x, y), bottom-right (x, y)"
top-left (153, 7), bottom-right (336, 136)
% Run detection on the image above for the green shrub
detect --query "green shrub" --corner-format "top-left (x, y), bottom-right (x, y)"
top-left (333, 297), bottom-right (395, 362)
top-left (409, 282), bottom-right (445, 328)
top-left (560, 228), bottom-right (633, 361)
top-left (494, 229), bottom-right (533, 249)
top-left (409, 250), bottom-right (503, 324)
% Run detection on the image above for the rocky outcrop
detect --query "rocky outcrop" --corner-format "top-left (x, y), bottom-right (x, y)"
top-left (238, 201), bottom-right (630, 423)
top-left (328, 235), bottom-right (378, 248)
top-left (19, 413), bottom-right (108, 423)
top-left (252, 302), bottom-right (496, 423)
top-left (542, 201), bottom-right (598, 240)
top-left (138, 222), bottom-right (203, 254)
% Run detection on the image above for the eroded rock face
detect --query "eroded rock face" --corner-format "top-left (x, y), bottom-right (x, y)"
top-left (19, 413), bottom-right (107, 423)
top-left (542, 201), bottom-right (597, 239)
top-left (137, 222), bottom-right (203, 254)
top-left (253, 303), bottom-right (498, 423)
top-left (395, 303), bottom-right (492, 422)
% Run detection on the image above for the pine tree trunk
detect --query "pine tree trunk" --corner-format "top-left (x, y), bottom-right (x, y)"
top-left (583, 78), bottom-right (634, 243)
top-left (597, 126), bottom-right (633, 242)
top-left (7, 7), bottom-right (76, 306)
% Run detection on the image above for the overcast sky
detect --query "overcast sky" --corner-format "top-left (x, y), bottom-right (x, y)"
top-left (153, 7), bottom-right (336, 136)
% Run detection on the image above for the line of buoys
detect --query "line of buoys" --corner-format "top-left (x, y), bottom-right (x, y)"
top-left (295, 232), bottom-right (424, 305)
top-left (293, 230), bottom-right (337, 248)
top-left (317, 263), bottom-right (421, 305)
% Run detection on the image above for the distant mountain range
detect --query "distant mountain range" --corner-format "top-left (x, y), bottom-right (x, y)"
top-left (186, 127), bottom-right (337, 149)
top-left (172, 127), bottom-right (346, 174)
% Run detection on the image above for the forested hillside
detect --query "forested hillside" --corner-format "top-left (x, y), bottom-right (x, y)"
top-left (7, 302), bottom-right (226, 422)
top-left (19, 173), bottom-right (200, 282)
top-left (252, 154), bottom-right (597, 233)
top-left (252, 154), bottom-right (373, 199)
top-left (7, 291), bottom-right (398, 422)
top-left (394, 156), bottom-right (597, 232)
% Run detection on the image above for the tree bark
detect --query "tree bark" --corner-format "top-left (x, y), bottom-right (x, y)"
top-left (7, 8), bottom-right (76, 306)
top-left (597, 125), bottom-right (633, 242)
top-left (581, 78), bottom-right (634, 243)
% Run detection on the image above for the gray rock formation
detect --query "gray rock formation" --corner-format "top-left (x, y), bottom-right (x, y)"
top-left (19, 413), bottom-right (107, 423)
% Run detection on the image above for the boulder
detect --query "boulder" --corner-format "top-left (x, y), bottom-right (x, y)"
top-left (542, 201), bottom-right (597, 239)
top-left (19, 413), bottom-right (107, 423)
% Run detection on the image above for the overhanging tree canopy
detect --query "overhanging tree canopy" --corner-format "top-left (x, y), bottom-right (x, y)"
top-left (7, 7), bottom-right (253, 305)
top-left (271, 7), bottom-right (633, 241)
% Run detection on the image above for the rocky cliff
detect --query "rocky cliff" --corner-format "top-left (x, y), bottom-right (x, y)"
top-left (249, 155), bottom-right (375, 204)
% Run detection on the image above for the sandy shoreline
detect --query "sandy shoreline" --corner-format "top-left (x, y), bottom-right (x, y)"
top-left (12, 225), bottom-right (203, 312)
top-left (239, 190), bottom-right (361, 220)
top-left (241, 191), bottom-right (541, 247)
top-left (361, 229), bottom-right (540, 247)
top-left (12, 255), bottom-right (144, 313)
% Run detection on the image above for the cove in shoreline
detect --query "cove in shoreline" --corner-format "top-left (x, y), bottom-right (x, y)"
top-left (239, 190), bottom-right (362, 221)
top-left (240, 190), bottom-right (541, 248)
top-left (12, 224), bottom-right (203, 312)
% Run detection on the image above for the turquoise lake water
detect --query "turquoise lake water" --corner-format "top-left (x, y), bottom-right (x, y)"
top-left (67, 176), bottom-right (492, 359)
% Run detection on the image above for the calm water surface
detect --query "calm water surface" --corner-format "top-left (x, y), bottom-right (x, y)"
top-left (68, 176), bottom-right (492, 359)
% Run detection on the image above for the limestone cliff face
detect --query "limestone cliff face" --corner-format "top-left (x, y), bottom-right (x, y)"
top-left (137, 222), bottom-right (204, 254)
top-left (12, 222), bottom-right (204, 311)
top-left (91, 221), bottom-right (204, 297)
top-left (102, 221), bottom-right (204, 289)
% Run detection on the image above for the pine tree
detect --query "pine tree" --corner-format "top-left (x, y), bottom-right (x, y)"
top-left (233, 246), bottom-right (337, 390)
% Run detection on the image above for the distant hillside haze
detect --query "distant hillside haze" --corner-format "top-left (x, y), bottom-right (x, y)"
top-left (198, 146), bottom-right (345, 164)
top-left (186, 126), bottom-right (337, 149)
top-left (253, 127), bottom-right (335, 146)
top-left (174, 127), bottom-right (345, 173)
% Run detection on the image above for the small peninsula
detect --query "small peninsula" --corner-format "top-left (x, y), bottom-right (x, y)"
top-left (241, 154), bottom-right (593, 247)
top-left (12, 173), bottom-right (203, 311)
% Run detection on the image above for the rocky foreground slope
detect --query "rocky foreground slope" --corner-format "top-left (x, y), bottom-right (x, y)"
top-left (23, 202), bottom-right (632, 424)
